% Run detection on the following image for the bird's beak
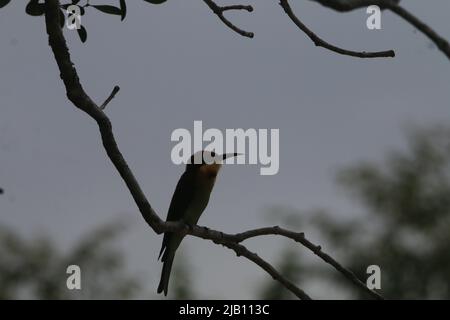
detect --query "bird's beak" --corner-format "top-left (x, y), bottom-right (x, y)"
top-left (221, 153), bottom-right (242, 160)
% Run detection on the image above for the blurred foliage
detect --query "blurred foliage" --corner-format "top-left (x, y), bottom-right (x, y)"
top-left (0, 219), bottom-right (199, 299)
top-left (0, 221), bottom-right (141, 299)
top-left (262, 125), bottom-right (450, 299)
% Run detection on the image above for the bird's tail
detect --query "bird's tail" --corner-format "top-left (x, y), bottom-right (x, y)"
top-left (157, 250), bottom-right (175, 296)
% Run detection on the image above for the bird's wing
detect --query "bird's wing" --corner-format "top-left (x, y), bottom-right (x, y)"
top-left (158, 171), bottom-right (195, 260)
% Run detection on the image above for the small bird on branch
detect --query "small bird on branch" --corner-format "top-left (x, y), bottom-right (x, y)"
top-left (157, 150), bottom-right (239, 296)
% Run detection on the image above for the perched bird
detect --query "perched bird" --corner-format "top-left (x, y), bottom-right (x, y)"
top-left (157, 150), bottom-right (239, 296)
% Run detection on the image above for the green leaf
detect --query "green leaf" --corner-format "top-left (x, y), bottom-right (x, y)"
top-left (91, 5), bottom-right (122, 16)
top-left (143, 0), bottom-right (167, 4)
top-left (0, 0), bottom-right (11, 9)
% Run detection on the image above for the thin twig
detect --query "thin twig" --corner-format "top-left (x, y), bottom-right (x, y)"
top-left (310, 0), bottom-right (450, 60)
top-left (233, 226), bottom-right (384, 300)
top-left (203, 0), bottom-right (254, 38)
top-left (279, 0), bottom-right (395, 58)
top-left (160, 221), bottom-right (384, 299)
top-left (100, 85), bottom-right (120, 110)
top-left (386, 2), bottom-right (450, 60)
top-left (44, 0), bottom-right (162, 231)
top-left (44, 0), bottom-right (313, 299)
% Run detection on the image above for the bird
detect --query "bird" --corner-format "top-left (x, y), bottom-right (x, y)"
top-left (157, 150), bottom-right (239, 296)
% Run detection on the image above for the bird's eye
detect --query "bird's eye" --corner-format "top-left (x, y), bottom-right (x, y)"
top-left (211, 151), bottom-right (216, 157)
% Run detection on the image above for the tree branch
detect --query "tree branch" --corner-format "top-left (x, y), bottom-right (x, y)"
top-left (100, 85), bottom-right (120, 110)
top-left (279, 0), bottom-right (395, 58)
top-left (203, 0), bottom-right (254, 38)
top-left (233, 226), bottom-right (384, 300)
top-left (222, 241), bottom-right (312, 299)
top-left (309, 0), bottom-right (398, 12)
top-left (44, 0), bottom-right (384, 299)
top-left (309, 0), bottom-right (450, 60)
top-left (44, 0), bottom-right (313, 299)
top-left (44, 1), bottom-right (162, 232)
top-left (386, 2), bottom-right (450, 61)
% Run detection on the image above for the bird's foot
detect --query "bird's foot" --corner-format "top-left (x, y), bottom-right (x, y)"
top-left (184, 222), bottom-right (195, 232)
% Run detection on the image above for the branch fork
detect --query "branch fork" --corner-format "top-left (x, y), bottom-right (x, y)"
top-left (203, 0), bottom-right (254, 38)
top-left (44, 0), bottom-right (386, 299)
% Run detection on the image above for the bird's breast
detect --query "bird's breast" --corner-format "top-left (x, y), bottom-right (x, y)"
top-left (184, 184), bottom-right (212, 225)
top-left (183, 167), bottom-right (220, 225)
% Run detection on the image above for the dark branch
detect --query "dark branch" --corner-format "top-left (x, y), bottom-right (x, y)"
top-left (44, 0), bottom-right (314, 299)
top-left (309, 0), bottom-right (398, 12)
top-left (44, 0), bottom-right (386, 300)
top-left (100, 85), bottom-right (120, 110)
top-left (386, 2), bottom-right (450, 61)
top-left (233, 226), bottom-right (384, 300)
top-left (309, 0), bottom-right (450, 60)
top-left (203, 0), bottom-right (254, 38)
top-left (222, 241), bottom-right (312, 299)
top-left (160, 221), bottom-right (383, 299)
top-left (279, 0), bottom-right (395, 58)
top-left (45, 1), bottom-right (162, 231)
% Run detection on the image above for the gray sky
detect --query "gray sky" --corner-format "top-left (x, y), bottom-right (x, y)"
top-left (1, 0), bottom-right (449, 299)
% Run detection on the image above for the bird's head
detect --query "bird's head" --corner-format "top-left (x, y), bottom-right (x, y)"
top-left (186, 150), bottom-right (240, 177)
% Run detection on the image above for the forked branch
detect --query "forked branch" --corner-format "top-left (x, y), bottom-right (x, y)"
top-left (203, 0), bottom-right (254, 38)
top-left (279, 0), bottom-right (395, 58)
top-left (309, 0), bottom-right (450, 60)
top-left (44, 0), bottom-right (383, 300)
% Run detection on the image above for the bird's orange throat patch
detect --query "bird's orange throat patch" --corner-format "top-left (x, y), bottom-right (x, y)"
top-left (199, 164), bottom-right (222, 179)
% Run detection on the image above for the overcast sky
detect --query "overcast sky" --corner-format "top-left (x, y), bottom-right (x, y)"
top-left (1, 0), bottom-right (450, 299)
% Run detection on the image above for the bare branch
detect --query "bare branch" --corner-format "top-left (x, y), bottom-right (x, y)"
top-left (309, 0), bottom-right (396, 12)
top-left (100, 85), bottom-right (120, 110)
top-left (386, 2), bottom-right (450, 61)
top-left (159, 221), bottom-right (383, 299)
top-left (44, 0), bottom-right (314, 299)
top-left (233, 226), bottom-right (384, 300)
top-left (203, 0), bottom-right (254, 38)
top-left (157, 222), bottom-right (314, 299)
top-left (45, 0), bottom-right (387, 299)
top-left (279, 0), bottom-right (395, 58)
top-left (221, 241), bottom-right (312, 299)
top-left (44, 0), bottom-right (162, 232)
top-left (309, 0), bottom-right (450, 60)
